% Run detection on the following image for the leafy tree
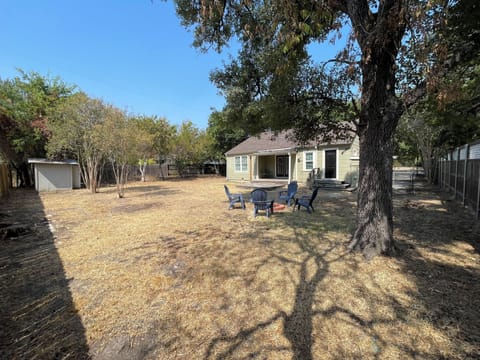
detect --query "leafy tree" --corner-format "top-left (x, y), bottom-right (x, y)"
top-left (130, 115), bottom-right (175, 181)
top-left (100, 107), bottom-right (138, 198)
top-left (396, 102), bottom-right (445, 182)
top-left (0, 70), bottom-right (75, 186)
top-left (430, 0), bottom-right (480, 145)
top-left (395, 0), bottom-right (480, 180)
top-left (171, 120), bottom-right (209, 176)
top-left (174, 0), bottom-right (440, 259)
top-left (47, 92), bottom-right (107, 193)
top-left (206, 110), bottom-right (247, 160)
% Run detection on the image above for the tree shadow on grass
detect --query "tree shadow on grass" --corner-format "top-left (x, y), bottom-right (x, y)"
top-left (204, 206), bottom-right (355, 360)
top-left (203, 187), bottom-right (480, 359)
top-left (394, 190), bottom-right (480, 358)
top-left (0, 189), bottom-right (89, 359)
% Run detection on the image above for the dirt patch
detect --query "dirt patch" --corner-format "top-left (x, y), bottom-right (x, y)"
top-left (1, 178), bottom-right (479, 359)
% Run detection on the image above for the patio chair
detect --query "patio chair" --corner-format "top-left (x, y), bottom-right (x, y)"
top-left (278, 181), bottom-right (298, 206)
top-left (294, 187), bottom-right (319, 214)
top-left (224, 185), bottom-right (246, 210)
top-left (250, 188), bottom-right (274, 217)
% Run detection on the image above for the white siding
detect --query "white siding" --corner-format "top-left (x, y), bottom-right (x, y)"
top-left (34, 163), bottom-right (80, 191)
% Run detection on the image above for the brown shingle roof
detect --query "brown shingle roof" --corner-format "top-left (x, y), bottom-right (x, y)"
top-left (225, 129), bottom-right (354, 156)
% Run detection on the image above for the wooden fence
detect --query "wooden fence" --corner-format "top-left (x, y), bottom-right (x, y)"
top-left (100, 163), bottom-right (225, 185)
top-left (0, 163), bottom-right (10, 197)
top-left (437, 140), bottom-right (480, 219)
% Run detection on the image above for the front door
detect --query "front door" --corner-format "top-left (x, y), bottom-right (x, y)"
top-left (276, 155), bottom-right (289, 177)
top-left (325, 150), bottom-right (337, 179)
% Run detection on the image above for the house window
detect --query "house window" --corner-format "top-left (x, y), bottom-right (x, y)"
top-left (235, 155), bottom-right (248, 172)
top-left (304, 151), bottom-right (314, 170)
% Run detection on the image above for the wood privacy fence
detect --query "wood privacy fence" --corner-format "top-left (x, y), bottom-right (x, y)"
top-left (0, 163), bottom-right (10, 197)
top-left (437, 140), bottom-right (480, 219)
top-left (101, 163), bottom-right (225, 184)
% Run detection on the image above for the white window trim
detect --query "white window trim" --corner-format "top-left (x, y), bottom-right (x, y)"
top-left (323, 148), bottom-right (339, 180)
top-left (234, 155), bottom-right (248, 173)
top-left (303, 150), bottom-right (316, 171)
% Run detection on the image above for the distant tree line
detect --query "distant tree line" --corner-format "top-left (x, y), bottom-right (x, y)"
top-left (0, 70), bottom-right (242, 197)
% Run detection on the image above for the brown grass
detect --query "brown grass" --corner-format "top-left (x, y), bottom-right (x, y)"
top-left (1, 177), bottom-right (479, 359)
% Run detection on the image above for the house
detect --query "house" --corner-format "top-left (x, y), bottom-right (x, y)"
top-left (225, 130), bottom-right (359, 186)
top-left (28, 158), bottom-right (81, 192)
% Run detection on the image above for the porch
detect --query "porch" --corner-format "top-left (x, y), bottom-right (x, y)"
top-left (251, 150), bottom-right (297, 183)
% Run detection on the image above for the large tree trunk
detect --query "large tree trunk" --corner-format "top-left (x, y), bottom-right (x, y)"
top-left (344, 0), bottom-right (406, 259)
top-left (349, 114), bottom-right (397, 259)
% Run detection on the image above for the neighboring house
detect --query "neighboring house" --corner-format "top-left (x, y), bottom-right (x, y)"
top-left (225, 129), bottom-right (359, 186)
top-left (28, 158), bottom-right (81, 192)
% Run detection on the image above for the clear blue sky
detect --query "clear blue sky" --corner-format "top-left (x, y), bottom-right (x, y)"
top-left (0, 0), bottom-right (347, 130)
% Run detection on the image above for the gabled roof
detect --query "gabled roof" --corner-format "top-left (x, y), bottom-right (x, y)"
top-left (225, 129), bottom-right (355, 156)
top-left (225, 130), bottom-right (297, 156)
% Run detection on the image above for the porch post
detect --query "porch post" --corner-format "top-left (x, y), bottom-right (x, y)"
top-left (249, 155), bottom-right (253, 182)
top-left (288, 152), bottom-right (292, 184)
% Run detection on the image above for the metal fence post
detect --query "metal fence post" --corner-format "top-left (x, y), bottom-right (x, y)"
top-left (440, 159), bottom-right (444, 188)
top-left (477, 166), bottom-right (480, 220)
top-left (454, 148), bottom-right (460, 199)
top-left (447, 156), bottom-right (450, 190)
top-left (463, 145), bottom-right (469, 206)
top-left (438, 159), bottom-right (441, 188)
top-left (447, 152), bottom-right (453, 192)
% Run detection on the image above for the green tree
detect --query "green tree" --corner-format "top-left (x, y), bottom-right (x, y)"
top-left (130, 115), bottom-right (175, 181)
top-left (171, 121), bottom-right (208, 177)
top-left (396, 102), bottom-right (445, 182)
top-left (47, 92), bottom-right (107, 193)
top-left (100, 107), bottom-right (137, 198)
top-left (430, 0), bottom-right (480, 145)
top-left (395, 0), bottom-right (480, 181)
top-left (0, 70), bottom-right (75, 186)
top-left (175, 0), bottom-right (433, 259)
top-left (206, 110), bottom-right (247, 160)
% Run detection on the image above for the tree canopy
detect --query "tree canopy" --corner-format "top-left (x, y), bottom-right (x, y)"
top-left (395, 0), bottom-right (480, 180)
top-left (0, 70), bottom-right (75, 186)
top-left (174, 0), bottom-right (469, 259)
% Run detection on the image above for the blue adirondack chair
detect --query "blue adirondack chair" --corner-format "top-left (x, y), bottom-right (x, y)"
top-left (294, 187), bottom-right (319, 213)
top-left (278, 181), bottom-right (298, 206)
top-left (224, 185), bottom-right (245, 210)
top-left (250, 188), bottom-right (274, 217)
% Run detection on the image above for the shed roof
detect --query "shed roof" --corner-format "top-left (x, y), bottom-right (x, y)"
top-left (28, 158), bottom-right (79, 165)
top-left (225, 129), bottom-right (355, 156)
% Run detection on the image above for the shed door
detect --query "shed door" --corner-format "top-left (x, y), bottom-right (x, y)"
top-left (325, 150), bottom-right (337, 179)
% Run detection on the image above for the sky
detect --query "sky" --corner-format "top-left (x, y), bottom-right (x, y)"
top-left (0, 1), bottom-right (347, 130)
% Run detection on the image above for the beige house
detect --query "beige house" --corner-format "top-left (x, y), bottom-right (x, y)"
top-left (225, 130), bottom-right (359, 186)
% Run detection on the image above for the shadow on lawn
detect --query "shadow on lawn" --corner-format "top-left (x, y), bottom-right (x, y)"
top-left (102, 184), bottom-right (181, 199)
top-left (0, 189), bottom-right (89, 359)
top-left (205, 235), bottom-right (344, 360)
top-left (394, 189), bottom-right (480, 358)
top-left (205, 197), bottom-right (359, 360)
top-left (205, 188), bottom-right (480, 359)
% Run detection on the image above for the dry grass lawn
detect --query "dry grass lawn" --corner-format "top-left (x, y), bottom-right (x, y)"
top-left (1, 177), bottom-right (479, 359)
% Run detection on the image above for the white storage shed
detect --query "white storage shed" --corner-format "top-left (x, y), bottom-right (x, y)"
top-left (28, 158), bottom-right (81, 192)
